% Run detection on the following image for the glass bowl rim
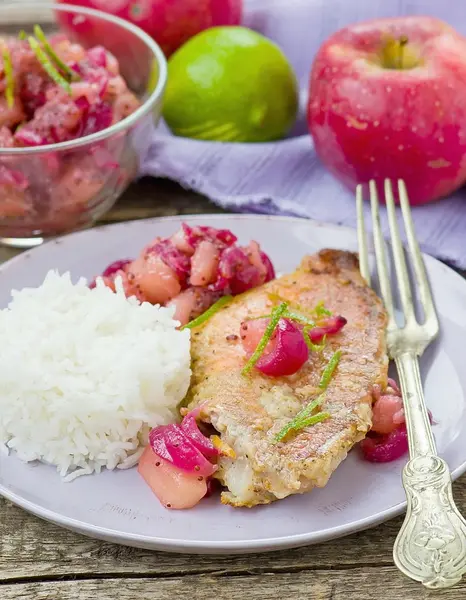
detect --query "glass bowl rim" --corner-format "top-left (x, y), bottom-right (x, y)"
top-left (0, 1), bottom-right (168, 156)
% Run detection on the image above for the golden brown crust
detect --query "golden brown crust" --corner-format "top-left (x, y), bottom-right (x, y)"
top-left (186, 250), bottom-right (388, 507)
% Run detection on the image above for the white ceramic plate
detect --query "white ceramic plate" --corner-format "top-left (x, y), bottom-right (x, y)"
top-left (1, 215), bottom-right (466, 554)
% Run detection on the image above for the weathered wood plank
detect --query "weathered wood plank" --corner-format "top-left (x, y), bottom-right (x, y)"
top-left (1, 568), bottom-right (464, 600)
top-left (2, 477), bottom-right (466, 581)
top-left (108, 177), bottom-right (225, 218)
top-left (0, 246), bottom-right (21, 263)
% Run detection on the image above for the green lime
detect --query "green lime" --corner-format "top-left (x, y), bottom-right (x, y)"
top-left (163, 26), bottom-right (298, 143)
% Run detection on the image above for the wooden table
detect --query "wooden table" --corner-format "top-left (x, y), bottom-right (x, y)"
top-left (1, 178), bottom-right (465, 600)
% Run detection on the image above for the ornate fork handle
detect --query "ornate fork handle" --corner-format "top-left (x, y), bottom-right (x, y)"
top-left (393, 351), bottom-right (466, 589)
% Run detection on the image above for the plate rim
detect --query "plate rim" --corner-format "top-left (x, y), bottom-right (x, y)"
top-left (1, 213), bottom-right (466, 554)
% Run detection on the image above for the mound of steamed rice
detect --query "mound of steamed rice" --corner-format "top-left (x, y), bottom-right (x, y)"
top-left (0, 271), bottom-right (191, 481)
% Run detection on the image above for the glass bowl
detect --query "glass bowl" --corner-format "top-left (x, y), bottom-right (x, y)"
top-left (0, 2), bottom-right (167, 247)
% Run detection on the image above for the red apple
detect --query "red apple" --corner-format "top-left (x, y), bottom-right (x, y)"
top-left (56, 0), bottom-right (243, 56)
top-left (307, 16), bottom-right (466, 204)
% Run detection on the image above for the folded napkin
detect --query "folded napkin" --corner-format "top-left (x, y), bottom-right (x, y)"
top-left (141, 0), bottom-right (466, 268)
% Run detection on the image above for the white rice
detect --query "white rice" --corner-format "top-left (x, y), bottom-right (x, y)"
top-left (0, 271), bottom-right (191, 481)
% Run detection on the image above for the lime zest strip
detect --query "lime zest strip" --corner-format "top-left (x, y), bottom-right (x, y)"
top-left (275, 393), bottom-right (327, 442)
top-left (245, 309), bottom-right (313, 326)
top-left (318, 350), bottom-right (342, 390)
top-left (181, 295), bottom-right (233, 330)
top-left (241, 302), bottom-right (288, 376)
top-left (297, 411), bottom-right (331, 429)
top-left (283, 309), bottom-right (315, 327)
top-left (28, 36), bottom-right (72, 95)
top-left (259, 295), bottom-right (332, 326)
top-left (274, 349), bottom-right (342, 443)
top-left (303, 325), bottom-right (326, 353)
top-left (314, 301), bottom-right (332, 318)
top-left (33, 25), bottom-right (80, 82)
top-left (2, 45), bottom-right (14, 109)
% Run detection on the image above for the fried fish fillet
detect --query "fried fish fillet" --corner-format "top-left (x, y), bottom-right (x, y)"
top-left (186, 250), bottom-right (388, 507)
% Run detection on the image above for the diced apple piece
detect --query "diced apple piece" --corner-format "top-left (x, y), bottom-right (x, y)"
top-left (128, 254), bottom-right (181, 304)
top-left (138, 445), bottom-right (207, 510)
top-left (190, 240), bottom-right (219, 286)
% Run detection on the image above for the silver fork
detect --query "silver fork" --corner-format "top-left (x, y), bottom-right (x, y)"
top-left (357, 179), bottom-right (466, 589)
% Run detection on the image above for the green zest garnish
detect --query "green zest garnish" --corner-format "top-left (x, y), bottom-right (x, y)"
top-left (318, 350), bottom-right (342, 390)
top-left (315, 301), bottom-right (332, 318)
top-left (242, 302), bottom-right (288, 376)
top-left (303, 325), bottom-right (326, 353)
top-left (18, 30), bottom-right (27, 41)
top-left (33, 25), bottom-right (79, 82)
top-left (181, 295), bottom-right (233, 330)
top-left (275, 394), bottom-right (329, 442)
top-left (2, 46), bottom-right (14, 109)
top-left (296, 411), bottom-right (331, 429)
top-left (283, 309), bottom-right (315, 327)
top-left (247, 309), bottom-right (314, 326)
top-left (265, 293), bottom-right (332, 323)
top-left (28, 36), bottom-right (72, 95)
top-left (274, 350), bottom-right (342, 442)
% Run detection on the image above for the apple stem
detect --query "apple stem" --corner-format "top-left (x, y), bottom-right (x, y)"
top-left (398, 35), bottom-right (408, 69)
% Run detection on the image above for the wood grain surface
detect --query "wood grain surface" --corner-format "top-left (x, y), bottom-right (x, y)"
top-left (0, 178), bottom-right (465, 599)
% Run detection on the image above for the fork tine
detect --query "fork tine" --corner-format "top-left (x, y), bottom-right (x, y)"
top-left (384, 179), bottom-right (416, 325)
top-left (369, 180), bottom-right (396, 326)
top-left (356, 184), bottom-right (370, 284)
top-left (398, 180), bottom-right (440, 335)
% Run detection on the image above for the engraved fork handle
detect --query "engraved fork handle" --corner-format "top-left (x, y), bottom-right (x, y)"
top-left (393, 351), bottom-right (466, 589)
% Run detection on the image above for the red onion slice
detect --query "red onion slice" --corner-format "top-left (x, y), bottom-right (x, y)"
top-left (218, 246), bottom-right (262, 295)
top-left (260, 251), bottom-right (276, 282)
top-left (183, 224), bottom-right (238, 250)
top-left (78, 101), bottom-right (113, 137)
top-left (86, 46), bottom-right (107, 68)
top-left (149, 424), bottom-right (217, 477)
top-left (102, 259), bottom-right (132, 278)
top-left (199, 226), bottom-right (237, 247)
top-left (308, 315), bottom-right (347, 343)
top-left (360, 425), bottom-right (409, 463)
top-left (181, 414), bottom-right (219, 459)
top-left (14, 128), bottom-right (48, 147)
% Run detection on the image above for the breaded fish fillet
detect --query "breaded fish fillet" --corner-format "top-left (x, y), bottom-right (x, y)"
top-left (186, 250), bottom-right (388, 507)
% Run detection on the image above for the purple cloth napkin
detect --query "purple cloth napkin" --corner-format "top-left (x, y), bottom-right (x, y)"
top-left (141, 0), bottom-right (466, 268)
